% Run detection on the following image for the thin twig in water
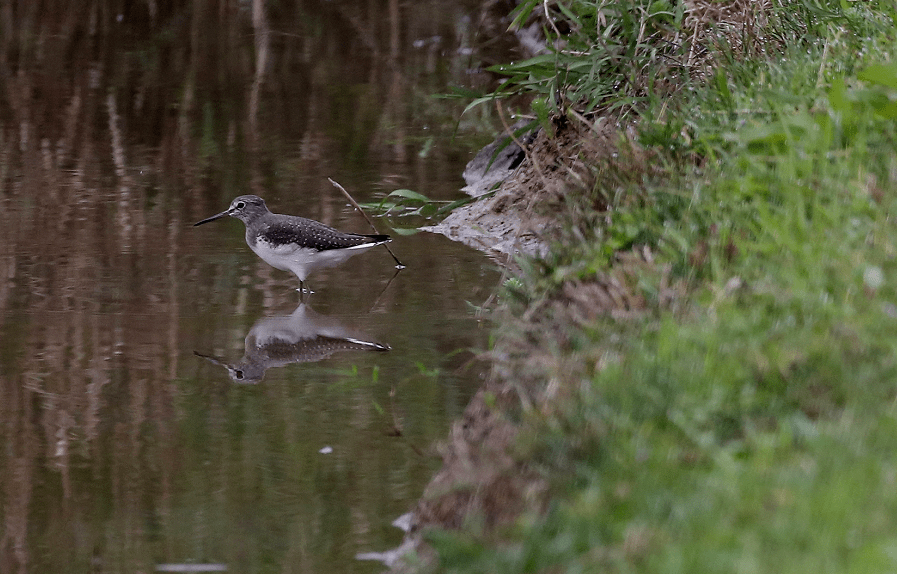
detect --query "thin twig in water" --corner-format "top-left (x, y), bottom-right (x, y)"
top-left (328, 177), bottom-right (406, 269)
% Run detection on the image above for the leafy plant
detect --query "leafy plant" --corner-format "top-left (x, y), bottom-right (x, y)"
top-left (461, 0), bottom-right (690, 119)
top-left (362, 188), bottom-right (496, 224)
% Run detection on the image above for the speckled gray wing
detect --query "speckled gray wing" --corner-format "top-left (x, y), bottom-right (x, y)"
top-left (258, 217), bottom-right (389, 251)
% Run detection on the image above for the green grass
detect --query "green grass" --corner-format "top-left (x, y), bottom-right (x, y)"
top-left (424, 1), bottom-right (897, 572)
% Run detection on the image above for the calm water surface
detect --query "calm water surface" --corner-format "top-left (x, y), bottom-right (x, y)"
top-left (0, 2), bottom-right (517, 572)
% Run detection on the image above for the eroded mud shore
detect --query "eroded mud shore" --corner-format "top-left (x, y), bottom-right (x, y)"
top-left (386, 115), bottom-right (651, 570)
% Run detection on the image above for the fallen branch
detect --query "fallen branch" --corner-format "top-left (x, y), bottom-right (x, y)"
top-left (328, 177), bottom-right (406, 269)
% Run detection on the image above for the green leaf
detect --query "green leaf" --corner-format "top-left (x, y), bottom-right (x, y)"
top-left (488, 54), bottom-right (559, 74)
top-left (858, 63), bottom-right (897, 90)
top-left (418, 203), bottom-right (439, 217)
top-left (386, 189), bottom-right (431, 203)
top-left (461, 94), bottom-right (500, 116)
top-left (533, 98), bottom-right (553, 135)
top-left (873, 100), bottom-right (897, 120)
top-left (435, 190), bottom-right (496, 215)
top-left (439, 85), bottom-right (485, 100)
top-left (715, 69), bottom-right (733, 108)
top-left (508, 0), bottom-right (539, 31)
top-left (827, 76), bottom-right (848, 113)
top-left (391, 227), bottom-right (421, 236)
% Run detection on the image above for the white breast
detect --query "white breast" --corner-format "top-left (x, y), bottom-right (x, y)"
top-left (250, 237), bottom-right (381, 281)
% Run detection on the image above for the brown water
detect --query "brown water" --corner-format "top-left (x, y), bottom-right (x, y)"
top-left (0, 2), bottom-right (515, 572)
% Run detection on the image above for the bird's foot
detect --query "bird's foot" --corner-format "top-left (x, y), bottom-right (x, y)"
top-left (297, 282), bottom-right (315, 298)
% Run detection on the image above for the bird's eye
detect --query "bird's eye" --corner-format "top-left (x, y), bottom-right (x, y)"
top-left (235, 202), bottom-right (245, 209)
top-left (234, 370), bottom-right (244, 379)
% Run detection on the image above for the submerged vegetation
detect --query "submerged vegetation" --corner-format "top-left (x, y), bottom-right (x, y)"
top-left (414, 0), bottom-right (897, 572)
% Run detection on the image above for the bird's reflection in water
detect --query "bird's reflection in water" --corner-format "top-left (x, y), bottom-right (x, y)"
top-left (196, 303), bottom-right (390, 383)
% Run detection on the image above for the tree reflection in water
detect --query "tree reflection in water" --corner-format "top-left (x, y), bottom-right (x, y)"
top-left (0, 1), bottom-right (508, 572)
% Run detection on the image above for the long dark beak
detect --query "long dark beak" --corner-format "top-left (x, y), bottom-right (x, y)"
top-left (194, 350), bottom-right (227, 366)
top-left (193, 209), bottom-right (232, 226)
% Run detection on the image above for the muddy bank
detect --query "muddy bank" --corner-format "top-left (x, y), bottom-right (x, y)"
top-left (387, 0), bottom-right (782, 568)
top-left (423, 116), bottom-right (632, 261)
top-left (378, 115), bottom-right (656, 571)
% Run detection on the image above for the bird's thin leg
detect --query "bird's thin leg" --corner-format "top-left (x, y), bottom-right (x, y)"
top-left (367, 267), bottom-right (402, 312)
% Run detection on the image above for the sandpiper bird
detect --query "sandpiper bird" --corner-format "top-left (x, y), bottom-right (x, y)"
top-left (194, 195), bottom-right (391, 291)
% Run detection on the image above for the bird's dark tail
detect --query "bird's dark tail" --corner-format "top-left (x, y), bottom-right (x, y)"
top-left (362, 234), bottom-right (391, 244)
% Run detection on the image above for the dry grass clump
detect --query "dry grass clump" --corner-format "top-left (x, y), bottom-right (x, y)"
top-left (682, 0), bottom-right (775, 77)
